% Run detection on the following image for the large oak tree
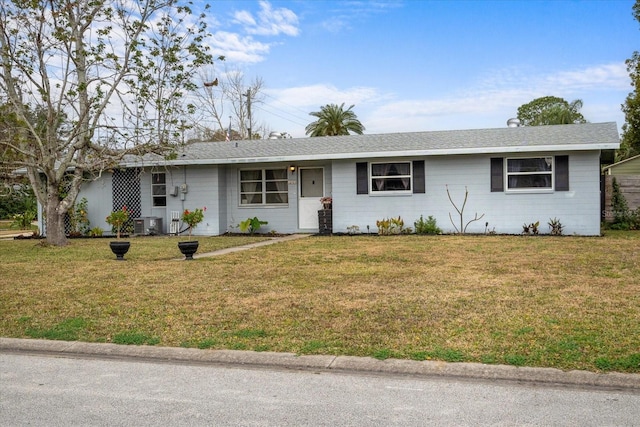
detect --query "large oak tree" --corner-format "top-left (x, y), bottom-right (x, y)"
top-left (0, 0), bottom-right (216, 245)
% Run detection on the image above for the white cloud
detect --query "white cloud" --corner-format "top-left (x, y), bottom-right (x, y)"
top-left (208, 32), bottom-right (271, 63)
top-left (476, 63), bottom-right (629, 98)
top-left (256, 62), bottom-right (630, 137)
top-left (362, 62), bottom-right (630, 134)
top-left (233, 10), bottom-right (257, 27)
top-left (318, 1), bottom-right (403, 34)
top-left (543, 63), bottom-right (630, 92)
top-left (234, 1), bottom-right (299, 37)
top-left (271, 84), bottom-right (385, 108)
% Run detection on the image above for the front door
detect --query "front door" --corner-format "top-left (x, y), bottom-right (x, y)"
top-left (298, 167), bottom-right (324, 229)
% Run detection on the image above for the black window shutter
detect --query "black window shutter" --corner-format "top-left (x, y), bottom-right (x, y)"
top-left (555, 155), bottom-right (569, 191)
top-left (413, 160), bottom-right (425, 193)
top-left (490, 158), bottom-right (504, 192)
top-left (356, 162), bottom-right (368, 194)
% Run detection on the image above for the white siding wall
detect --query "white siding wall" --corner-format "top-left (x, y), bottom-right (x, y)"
top-left (77, 172), bottom-right (113, 232)
top-left (224, 163), bottom-right (299, 234)
top-left (164, 165), bottom-right (221, 236)
top-left (76, 151), bottom-right (602, 237)
top-left (130, 166), bottom-right (222, 236)
top-left (332, 151), bottom-right (602, 236)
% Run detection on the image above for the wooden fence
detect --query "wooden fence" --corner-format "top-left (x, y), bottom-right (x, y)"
top-left (603, 175), bottom-right (640, 221)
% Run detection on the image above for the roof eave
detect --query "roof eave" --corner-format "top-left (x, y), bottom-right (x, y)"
top-left (119, 142), bottom-right (620, 168)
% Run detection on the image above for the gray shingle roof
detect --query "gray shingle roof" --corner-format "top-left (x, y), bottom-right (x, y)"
top-left (124, 122), bottom-right (620, 167)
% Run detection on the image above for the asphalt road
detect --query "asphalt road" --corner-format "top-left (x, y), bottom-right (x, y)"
top-left (2, 352), bottom-right (639, 427)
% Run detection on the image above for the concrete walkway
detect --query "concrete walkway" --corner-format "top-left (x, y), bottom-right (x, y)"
top-left (0, 230), bottom-right (35, 240)
top-left (187, 233), bottom-right (312, 259)
top-left (1, 337), bottom-right (638, 391)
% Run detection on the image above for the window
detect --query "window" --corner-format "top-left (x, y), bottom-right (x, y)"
top-left (371, 162), bottom-right (412, 192)
top-left (240, 168), bottom-right (288, 205)
top-left (152, 172), bottom-right (166, 207)
top-left (357, 161), bottom-right (425, 194)
top-left (491, 156), bottom-right (569, 192)
top-left (506, 157), bottom-right (553, 190)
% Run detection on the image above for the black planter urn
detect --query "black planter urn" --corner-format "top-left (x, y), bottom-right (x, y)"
top-left (109, 241), bottom-right (131, 261)
top-left (178, 241), bottom-right (199, 260)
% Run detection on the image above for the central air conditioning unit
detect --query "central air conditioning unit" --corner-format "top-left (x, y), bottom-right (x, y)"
top-left (133, 217), bottom-right (163, 235)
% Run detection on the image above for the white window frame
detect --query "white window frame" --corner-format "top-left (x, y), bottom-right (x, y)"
top-left (239, 168), bottom-right (289, 206)
top-left (151, 172), bottom-right (167, 207)
top-left (505, 156), bottom-right (554, 193)
top-left (369, 161), bottom-right (413, 195)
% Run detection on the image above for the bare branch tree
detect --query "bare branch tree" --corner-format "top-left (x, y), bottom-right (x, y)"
top-left (446, 185), bottom-right (485, 234)
top-left (0, 0), bottom-right (217, 245)
top-left (223, 70), bottom-right (264, 140)
top-left (191, 67), bottom-right (265, 140)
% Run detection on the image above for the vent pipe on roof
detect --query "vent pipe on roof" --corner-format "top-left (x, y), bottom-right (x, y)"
top-left (507, 118), bottom-right (521, 128)
top-left (268, 131), bottom-right (291, 139)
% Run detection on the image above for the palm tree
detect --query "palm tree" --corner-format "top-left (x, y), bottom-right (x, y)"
top-left (517, 96), bottom-right (587, 126)
top-left (305, 103), bottom-right (365, 137)
top-left (542, 99), bottom-right (585, 125)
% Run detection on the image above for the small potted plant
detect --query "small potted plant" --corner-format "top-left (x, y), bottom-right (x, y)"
top-left (106, 206), bottom-right (130, 260)
top-left (320, 196), bottom-right (332, 210)
top-left (178, 207), bottom-right (206, 260)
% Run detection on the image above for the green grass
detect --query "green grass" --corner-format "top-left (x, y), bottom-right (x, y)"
top-left (1, 232), bottom-right (639, 373)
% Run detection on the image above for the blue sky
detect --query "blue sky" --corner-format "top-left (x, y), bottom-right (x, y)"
top-left (202, 0), bottom-right (638, 138)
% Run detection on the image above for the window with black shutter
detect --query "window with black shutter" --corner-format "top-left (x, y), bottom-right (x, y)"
top-left (413, 160), bottom-right (425, 194)
top-left (555, 155), bottom-right (569, 191)
top-left (490, 158), bottom-right (504, 192)
top-left (356, 162), bottom-right (368, 194)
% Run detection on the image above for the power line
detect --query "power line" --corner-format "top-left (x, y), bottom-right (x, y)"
top-left (254, 103), bottom-right (309, 128)
top-left (261, 92), bottom-right (312, 118)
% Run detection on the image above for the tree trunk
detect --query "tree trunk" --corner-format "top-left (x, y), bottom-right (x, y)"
top-left (45, 192), bottom-right (68, 246)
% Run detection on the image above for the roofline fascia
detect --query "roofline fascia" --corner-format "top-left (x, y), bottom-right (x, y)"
top-left (119, 143), bottom-right (620, 168)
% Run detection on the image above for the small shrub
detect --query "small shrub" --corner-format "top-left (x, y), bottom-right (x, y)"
top-left (522, 221), bottom-right (539, 235)
top-left (239, 217), bottom-right (268, 234)
top-left (548, 217), bottom-right (564, 235)
top-left (69, 197), bottom-right (90, 236)
top-left (11, 210), bottom-right (36, 230)
top-left (89, 227), bottom-right (103, 237)
top-left (376, 216), bottom-right (405, 235)
top-left (611, 177), bottom-right (630, 228)
top-left (414, 215), bottom-right (442, 235)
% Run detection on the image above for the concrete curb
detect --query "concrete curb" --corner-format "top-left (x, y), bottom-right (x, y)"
top-left (2, 338), bottom-right (638, 391)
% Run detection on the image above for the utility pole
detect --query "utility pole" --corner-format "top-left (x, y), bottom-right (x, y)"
top-left (244, 89), bottom-right (252, 140)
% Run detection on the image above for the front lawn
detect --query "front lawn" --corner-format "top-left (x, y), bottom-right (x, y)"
top-left (0, 232), bottom-right (638, 373)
